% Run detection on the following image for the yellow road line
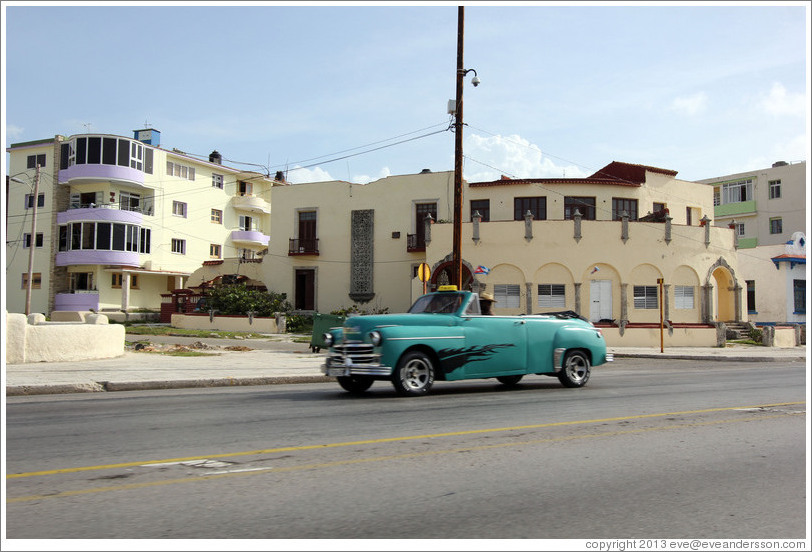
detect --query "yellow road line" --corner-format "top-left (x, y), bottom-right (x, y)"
top-left (6, 401), bottom-right (804, 479)
top-left (7, 412), bottom-right (802, 504)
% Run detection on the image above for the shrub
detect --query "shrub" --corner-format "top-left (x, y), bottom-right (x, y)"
top-left (286, 314), bottom-right (313, 334)
top-left (330, 304), bottom-right (390, 317)
top-left (204, 285), bottom-right (292, 318)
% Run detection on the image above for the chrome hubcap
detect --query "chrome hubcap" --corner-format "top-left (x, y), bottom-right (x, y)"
top-left (402, 358), bottom-right (430, 390)
top-left (565, 355), bottom-right (588, 382)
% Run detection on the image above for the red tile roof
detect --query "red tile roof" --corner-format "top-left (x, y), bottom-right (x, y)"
top-left (589, 161), bottom-right (678, 183)
top-left (469, 161), bottom-right (678, 188)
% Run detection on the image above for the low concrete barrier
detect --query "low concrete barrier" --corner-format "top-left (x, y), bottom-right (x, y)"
top-left (762, 326), bottom-right (802, 348)
top-left (5, 311), bottom-right (126, 364)
top-left (171, 313), bottom-right (285, 334)
top-left (50, 310), bottom-right (159, 323)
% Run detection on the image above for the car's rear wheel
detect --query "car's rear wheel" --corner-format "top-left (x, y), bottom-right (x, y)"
top-left (337, 375), bottom-right (374, 394)
top-left (558, 350), bottom-right (591, 388)
top-left (392, 351), bottom-right (435, 396)
top-left (496, 375), bottom-right (524, 386)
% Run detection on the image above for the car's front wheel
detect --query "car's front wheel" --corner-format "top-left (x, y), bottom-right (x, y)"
top-left (337, 375), bottom-right (374, 394)
top-left (558, 350), bottom-right (591, 388)
top-left (392, 351), bottom-right (435, 396)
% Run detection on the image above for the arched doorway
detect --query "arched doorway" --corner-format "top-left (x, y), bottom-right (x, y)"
top-left (706, 257), bottom-right (740, 323)
top-left (430, 261), bottom-right (474, 291)
top-left (712, 267), bottom-right (736, 322)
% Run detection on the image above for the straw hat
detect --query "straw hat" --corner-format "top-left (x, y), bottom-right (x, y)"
top-left (480, 292), bottom-right (497, 302)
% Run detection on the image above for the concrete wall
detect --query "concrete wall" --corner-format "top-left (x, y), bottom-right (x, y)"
top-left (5, 311), bottom-right (125, 364)
top-left (601, 326), bottom-right (718, 347)
top-left (171, 313), bottom-right (283, 333)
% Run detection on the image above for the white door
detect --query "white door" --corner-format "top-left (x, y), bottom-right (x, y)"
top-left (590, 280), bottom-right (613, 322)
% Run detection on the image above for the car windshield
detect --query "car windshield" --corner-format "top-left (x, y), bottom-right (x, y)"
top-left (408, 293), bottom-right (464, 314)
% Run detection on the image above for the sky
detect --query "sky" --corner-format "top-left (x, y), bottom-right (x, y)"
top-left (2, 1), bottom-right (809, 185)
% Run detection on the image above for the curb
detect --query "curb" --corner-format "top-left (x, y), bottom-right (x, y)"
top-left (611, 353), bottom-right (806, 363)
top-left (6, 376), bottom-right (333, 397)
top-left (6, 354), bottom-right (805, 397)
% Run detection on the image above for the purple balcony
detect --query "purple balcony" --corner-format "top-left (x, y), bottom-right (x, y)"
top-left (58, 206), bottom-right (143, 225)
top-left (56, 250), bottom-right (140, 267)
top-left (59, 164), bottom-right (146, 187)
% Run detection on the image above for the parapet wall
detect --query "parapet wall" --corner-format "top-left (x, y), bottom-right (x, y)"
top-left (171, 313), bottom-right (284, 333)
top-left (600, 325), bottom-right (719, 347)
top-left (5, 311), bottom-right (126, 364)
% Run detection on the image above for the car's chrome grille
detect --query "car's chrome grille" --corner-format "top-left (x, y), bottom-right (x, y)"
top-left (329, 342), bottom-right (377, 364)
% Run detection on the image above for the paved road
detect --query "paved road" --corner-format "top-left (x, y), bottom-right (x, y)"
top-left (5, 359), bottom-right (807, 540)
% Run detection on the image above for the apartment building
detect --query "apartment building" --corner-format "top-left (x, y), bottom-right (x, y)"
top-left (698, 161), bottom-right (806, 249)
top-left (5, 129), bottom-right (284, 316)
top-left (189, 161), bottom-right (743, 326)
top-left (698, 161), bottom-right (807, 326)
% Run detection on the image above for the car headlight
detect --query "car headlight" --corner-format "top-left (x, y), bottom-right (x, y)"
top-left (322, 333), bottom-right (334, 347)
top-left (369, 330), bottom-right (383, 347)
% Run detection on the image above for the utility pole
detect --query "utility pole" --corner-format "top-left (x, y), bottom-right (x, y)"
top-left (452, 6), bottom-right (465, 289)
top-left (25, 164), bottom-right (41, 315)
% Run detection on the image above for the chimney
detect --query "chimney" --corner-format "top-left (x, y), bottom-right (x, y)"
top-left (209, 150), bottom-right (222, 164)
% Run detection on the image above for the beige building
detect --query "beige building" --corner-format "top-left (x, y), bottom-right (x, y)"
top-left (190, 161), bottom-right (744, 329)
top-left (5, 130), bottom-right (284, 316)
top-left (698, 161), bottom-right (806, 249)
top-left (698, 161), bottom-right (807, 326)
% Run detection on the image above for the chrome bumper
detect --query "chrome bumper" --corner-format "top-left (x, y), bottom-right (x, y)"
top-left (322, 343), bottom-right (392, 377)
top-left (321, 359), bottom-right (393, 377)
top-left (605, 353), bottom-right (614, 362)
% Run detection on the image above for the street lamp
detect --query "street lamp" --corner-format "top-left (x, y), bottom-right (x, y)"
top-left (452, 6), bottom-right (479, 289)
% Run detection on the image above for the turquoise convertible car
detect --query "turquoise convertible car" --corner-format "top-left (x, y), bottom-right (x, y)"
top-left (321, 286), bottom-right (613, 396)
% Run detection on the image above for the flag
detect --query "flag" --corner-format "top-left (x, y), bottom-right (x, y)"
top-left (474, 265), bottom-right (490, 275)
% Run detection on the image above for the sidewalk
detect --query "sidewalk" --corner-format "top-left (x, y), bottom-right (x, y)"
top-left (4, 335), bottom-right (807, 397)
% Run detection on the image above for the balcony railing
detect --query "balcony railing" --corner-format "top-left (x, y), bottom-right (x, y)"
top-left (289, 238), bottom-right (319, 256)
top-left (406, 234), bottom-right (426, 252)
top-left (68, 202), bottom-right (154, 215)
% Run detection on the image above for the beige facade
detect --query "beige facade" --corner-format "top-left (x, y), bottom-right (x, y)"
top-left (259, 170), bottom-right (457, 314)
top-left (698, 161), bottom-right (806, 249)
top-left (735, 236), bottom-right (806, 325)
top-left (5, 131), bottom-right (284, 316)
top-left (698, 161), bottom-right (807, 325)
top-left (188, 162), bottom-right (743, 328)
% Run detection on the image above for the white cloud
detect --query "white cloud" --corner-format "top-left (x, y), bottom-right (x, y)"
top-left (743, 133), bottom-right (808, 171)
top-left (463, 134), bottom-right (588, 182)
top-left (285, 166), bottom-right (335, 184)
top-left (285, 165), bottom-right (394, 185)
top-left (5, 124), bottom-right (24, 141)
top-left (761, 82), bottom-right (806, 116)
top-left (352, 167), bottom-right (391, 185)
top-left (669, 92), bottom-right (708, 116)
